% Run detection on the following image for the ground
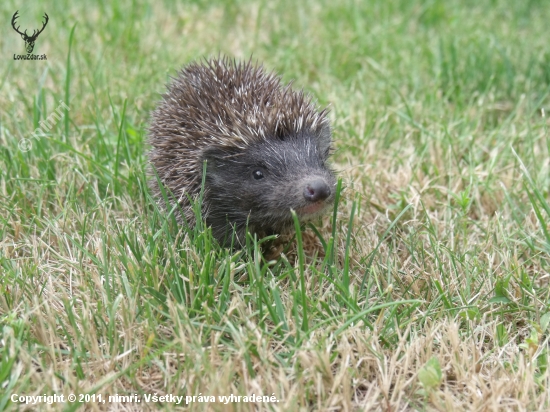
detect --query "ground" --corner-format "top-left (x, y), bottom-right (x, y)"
top-left (1, 0), bottom-right (550, 411)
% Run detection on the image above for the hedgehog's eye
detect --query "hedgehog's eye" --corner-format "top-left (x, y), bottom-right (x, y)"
top-left (252, 169), bottom-right (264, 180)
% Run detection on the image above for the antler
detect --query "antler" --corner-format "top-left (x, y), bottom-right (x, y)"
top-left (11, 10), bottom-right (27, 37)
top-left (28, 13), bottom-right (49, 40)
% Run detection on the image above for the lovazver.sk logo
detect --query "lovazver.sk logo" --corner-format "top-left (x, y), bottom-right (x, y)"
top-left (12, 10), bottom-right (48, 60)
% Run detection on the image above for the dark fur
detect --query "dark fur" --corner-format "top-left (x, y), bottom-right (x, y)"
top-left (148, 56), bottom-right (336, 246)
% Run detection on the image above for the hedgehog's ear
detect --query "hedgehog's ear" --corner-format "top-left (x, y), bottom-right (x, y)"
top-left (317, 122), bottom-right (332, 158)
top-left (202, 147), bottom-right (236, 170)
top-left (202, 147), bottom-right (223, 169)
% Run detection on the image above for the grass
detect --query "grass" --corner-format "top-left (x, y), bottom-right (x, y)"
top-left (1, 0), bottom-right (550, 410)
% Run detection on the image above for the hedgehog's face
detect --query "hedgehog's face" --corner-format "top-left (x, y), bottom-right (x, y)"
top-left (203, 132), bottom-right (336, 245)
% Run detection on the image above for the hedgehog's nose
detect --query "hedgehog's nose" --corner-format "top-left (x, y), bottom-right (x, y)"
top-left (303, 179), bottom-right (331, 202)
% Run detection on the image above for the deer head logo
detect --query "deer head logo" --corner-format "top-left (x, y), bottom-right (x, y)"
top-left (11, 10), bottom-right (49, 54)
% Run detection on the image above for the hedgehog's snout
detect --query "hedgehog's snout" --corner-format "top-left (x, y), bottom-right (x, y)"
top-left (303, 178), bottom-right (331, 203)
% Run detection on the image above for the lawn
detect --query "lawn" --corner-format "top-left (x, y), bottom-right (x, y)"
top-left (1, 0), bottom-right (550, 410)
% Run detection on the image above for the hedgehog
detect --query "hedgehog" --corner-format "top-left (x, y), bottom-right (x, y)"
top-left (147, 56), bottom-right (336, 247)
